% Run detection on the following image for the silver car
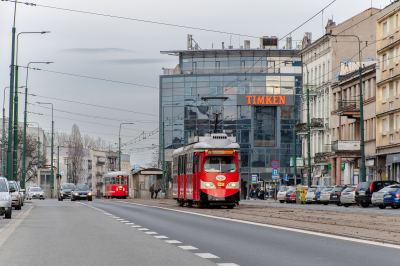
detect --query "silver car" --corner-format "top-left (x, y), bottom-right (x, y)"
top-left (340, 186), bottom-right (357, 207)
top-left (277, 187), bottom-right (289, 203)
top-left (0, 177), bottom-right (12, 219)
top-left (27, 187), bottom-right (45, 200)
top-left (320, 186), bottom-right (334, 205)
top-left (372, 185), bottom-right (395, 208)
top-left (305, 186), bottom-right (318, 203)
top-left (8, 181), bottom-right (22, 210)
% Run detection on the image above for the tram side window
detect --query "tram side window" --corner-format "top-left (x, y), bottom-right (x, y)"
top-left (105, 177), bottom-right (109, 185)
top-left (110, 177), bottom-right (115, 185)
top-left (178, 156), bottom-right (181, 175)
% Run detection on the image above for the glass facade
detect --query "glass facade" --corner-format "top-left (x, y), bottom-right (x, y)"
top-left (160, 49), bottom-right (302, 182)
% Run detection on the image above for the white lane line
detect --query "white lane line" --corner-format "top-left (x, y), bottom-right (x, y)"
top-left (131, 225), bottom-right (141, 228)
top-left (154, 236), bottom-right (168, 239)
top-left (138, 228), bottom-right (149, 231)
top-left (126, 202), bottom-right (400, 250)
top-left (126, 223), bottom-right (134, 225)
top-left (120, 221), bottom-right (129, 223)
top-left (116, 218), bottom-right (125, 221)
top-left (112, 217), bottom-right (120, 219)
top-left (178, 245), bottom-right (198, 250)
top-left (195, 253), bottom-right (219, 259)
top-left (217, 264), bottom-right (240, 266)
top-left (165, 240), bottom-right (181, 244)
top-left (145, 232), bottom-right (158, 235)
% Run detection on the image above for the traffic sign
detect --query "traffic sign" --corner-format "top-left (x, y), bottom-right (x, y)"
top-left (60, 171), bottom-right (65, 176)
top-left (271, 160), bottom-right (280, 169)
top-left (272, 169), bottom-right (279, 176)
top-left (134, 165), bottom-right (140, 171)
top-left (251, 174), bottom-right (258, 184)
top-left (283, 175), bottom-right (289, 182)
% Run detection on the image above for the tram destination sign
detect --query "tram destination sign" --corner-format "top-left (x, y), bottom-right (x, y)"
top-left (237, 95), bottom-right (294, 106)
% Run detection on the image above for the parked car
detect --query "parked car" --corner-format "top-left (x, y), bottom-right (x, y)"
top-left (329, 185), bottom-right (348, 206)
top-left (320, 186), bottom-right (334, 205)
top-left (314, 186), bottom-right (327, 203)
top-left (27, 187), bottom-right (45, 200)
top-left (8, 181), bottom-right (22, 210)
top-left (277, 187), bottom-right (289, 203)
top-left (289, 190), bottom-right (297, 203)
top-left (340, 186), bottom-right (357, 207)
top-left (71, 185), bottom-right (92, 201)
top-left (371, 185), bottom-right (394, 208)
top-left (0, 177), bottom-right (12, 219)
top-left (58, 183), bottom-right (76, 201)
top-left (355, 181), bottom-right (399, 207)
top-left (17, 182), bottom-right (25, 207)
top-left (382, 185), bottom-right (400, 209)
top-left (284, 187), bottom-right (297, 203)
top-left (305, 186), bottom-right (318, 203)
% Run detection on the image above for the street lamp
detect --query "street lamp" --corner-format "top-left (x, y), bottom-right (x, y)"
top-left (301, 62), bottom-right (312, 187)
top-left (162, 103), bottom-right (180, 194)
top-left (21, 62), bottom-right (53, 189)
top-left (27, 122), bottom-right (40, 185)
top-left (331, 34), bottom-right (365, 182)
top-left (13, 31), bottom-right (50, 182)
top-left (119, 123), bottom-right (134, 171)
top-left (37, 102), bottom-right (54, 197)
top-left (2, 87), bottom-right (9, 177)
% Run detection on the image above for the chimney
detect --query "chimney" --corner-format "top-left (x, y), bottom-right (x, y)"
top-left (244, 40), bottom-right (250, 49)
top-left (222, 42), bottom-right (225, 49)
top-left (286, 37), bottom-right (292, 49)
top-left (228, 45), bottom-right (233, 49)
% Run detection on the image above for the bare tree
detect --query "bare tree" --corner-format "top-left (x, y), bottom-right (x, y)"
top-left (68, 124), bottom-right (84, 184)
top-left (145, 151), bottom-right (160, 168)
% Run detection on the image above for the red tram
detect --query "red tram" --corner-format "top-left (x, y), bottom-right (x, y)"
top-left (104, 171), bottom-right (129, 199)
top-left (172, 133), bottom-right (240, 208)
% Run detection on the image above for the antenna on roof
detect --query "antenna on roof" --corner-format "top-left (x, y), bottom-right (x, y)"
top-left (201, 96), bottom-right (229, 133)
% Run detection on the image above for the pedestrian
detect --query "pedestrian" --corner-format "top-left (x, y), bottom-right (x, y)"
top-left (250, 187), bottom-right (254, 199)
top-left (255, 186), bottom-right (260, 200)
top-left (149, 184), bottom-right (155, 199)
top-left (266, 188), bottom-right (270, 199)
top-left (154, 187), bottom-right (160, 199)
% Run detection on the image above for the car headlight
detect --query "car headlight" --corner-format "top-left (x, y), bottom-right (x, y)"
top-left (0, 195), bottom-right (10, 201)
top-left (200, 180), bottom-right (216, 189)
top-left (74, 193), bottom-right (79, 196)
top-left (88, 193), bottom-right (92, 196)
top-left (226, 182), bottom-right (239, 189)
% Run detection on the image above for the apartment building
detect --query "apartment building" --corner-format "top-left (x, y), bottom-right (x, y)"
top-left (299, 8), bottom-right (379, 185)
top-left (376, 1), bottom-right (400, 182)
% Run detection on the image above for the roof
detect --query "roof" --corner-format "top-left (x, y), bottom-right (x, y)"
top-left (161, 49), bottom-right (300, 57)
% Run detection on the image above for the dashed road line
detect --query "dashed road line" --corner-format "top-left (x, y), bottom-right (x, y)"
top-left (116, 218), bottom-right (124, 220)
top-left (138, 228), bottom-right (149, 231)
top-left (217, 263), bottom-right (240, 266)
top-left (154, 236), bottom-right (168, 239)
top-left (195, 253), bottom-right (219, 259)
top-left (126, 223), bottom-right (134, 225)
top-left (145, 232), bottom-right (158, 234)
top-left (179, 245), bottom-right (198, 250)
top-left (120, 221), bottom-right (129, 223)
top-left (132, 225), bottom-right (141, 228)
top-left (165, 240), bottom-right (181, 244)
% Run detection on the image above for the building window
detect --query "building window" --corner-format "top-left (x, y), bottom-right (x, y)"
top-left (184, 87), bottom-right (192, 95)
top-left (383, 22), bottom-right (387, 38)
top-left (390, 101), bottom-right (394, 110)
top-left (383, 87), bottom-right (387, 103)
top-left (237, 86), bottom-right (248, 94)
top-left (383, 119), bottom-right (387, 135)
top-left (390, 68), bottom-right (394, 77)
top-left (322, 63), bottom-right (325, 84)
top-left (390, 134), bottom-right (394, 143)
top-left (391, 36), bottom-right (395, 44)
top-left (397, 115), bottom-right (400, 132)
top-left (209, 87), bottom-right (218, 95)
top-left (383, 54), bottom-right (387, 71)
top-left (397, 82), bottom-right (399, 98)
top-left (319, 65), bottom-right (321, 85)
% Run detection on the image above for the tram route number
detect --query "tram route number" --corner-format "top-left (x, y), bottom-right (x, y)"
top-left (217, 183), bottom-right (225, 186)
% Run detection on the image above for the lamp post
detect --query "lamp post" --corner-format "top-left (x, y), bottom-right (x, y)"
top-left (27, 122), bottom-right (40, 171)
top-left (119, 123), bottom-right (134, 171)
top-left (37, 102), bottom-right (54, 197)
top-left (21, 62), bottom-right (52, 189)
top-left (301, 62), bottom-right (312, 187)
top-left (162, 103), bottom-right (180, 194)
top-left (331, 34), bottom-right (365, 182)
top-left (13, 31), bottom-right (50, 182)
top-left (2, 87), bottom-right (9, 177)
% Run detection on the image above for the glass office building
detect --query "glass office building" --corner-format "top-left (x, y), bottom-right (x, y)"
top-left (160, 42), bottom-right (302, 191)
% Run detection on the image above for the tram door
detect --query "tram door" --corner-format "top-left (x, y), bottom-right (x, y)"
top-left (193, 154), bottom-right (199, 200)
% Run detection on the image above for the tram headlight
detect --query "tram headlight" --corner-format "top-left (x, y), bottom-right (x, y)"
top-left (226, 182), bottom-right (239, 189)
top-left (201, 180), bottom-right (216, 189)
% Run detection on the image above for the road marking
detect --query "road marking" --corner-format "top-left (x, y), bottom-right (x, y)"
top-left (165, 240), bottom-right (181, 244)
top-left (116, 218), bottom-right (124, 220)
top-left (145, 232), bottom-right (158, 234)
top-left (126, 202), bottom-right (400, 250)
top-left (154, 236), bottom-right (168, 239)
top-left (0, 204), bottom-right (34, 247)
top-left (138, 228), bottom-right (149, 231)
top-left (112, 217), bottom-right (120, 219)
top-left (217, 263), bottom-right (240, 266)
top-left (126, 223), bottom-right (135, 225)
top-left (195, 253), bottom-right (219, 259)
top-left (120, 221), bottom-right (129, 223)
top-left (179, 245), bottom-right (198, 250)
top-left (131, 225), bottom-right (141, 228)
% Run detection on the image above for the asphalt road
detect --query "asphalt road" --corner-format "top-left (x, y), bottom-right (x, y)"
top-left (242, 199), bottom-right (400, 216)
top-left (90, 200), bottom-right (400, 266)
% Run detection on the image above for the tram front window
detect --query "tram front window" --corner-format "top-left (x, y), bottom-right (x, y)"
top-left (203, 157), bottom-right (237, 173)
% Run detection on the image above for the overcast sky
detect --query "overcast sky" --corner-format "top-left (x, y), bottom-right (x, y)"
top-left (0, 0), bottom-right (392, 167)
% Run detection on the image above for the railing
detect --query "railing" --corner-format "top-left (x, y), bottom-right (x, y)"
top-left (310, 118), bottom-right (324, 128)
top-left (254, 140), bottom-right (276, 147)
top-left (96, 171), bottom-right (103, 176)
top-left (88, 164), bottom-right (92, 169)
top-left (162, 66), bottom-right (281, 75)
top-left (295, 123), bottom-right (308, 133)
top-left (338, 100), bottom-right (359, 112)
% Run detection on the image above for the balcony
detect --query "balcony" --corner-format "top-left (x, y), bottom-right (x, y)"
top-left (295, 123), bottom-right (308, 135)
top-left (96, 158), bottom-right (105, 165)
top-left (310, 118), bottom-right (324, 131)
top-left (87, 174), bottom-right (92, 180)
top-left (331, 140), bottom-right (361, 157)
top-left (337, 100), bottom-right (360, 119)
top-left (96, 172), bottom-right (103, 176)
top-left (314, 152), bottom-right (331, 165)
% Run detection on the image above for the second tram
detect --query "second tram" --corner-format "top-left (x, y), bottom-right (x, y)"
top-left (103, 171), bottom-right (129, 199)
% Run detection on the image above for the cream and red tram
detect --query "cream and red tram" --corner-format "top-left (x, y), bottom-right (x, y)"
top-left (172, 133), bottom-right (240, 208)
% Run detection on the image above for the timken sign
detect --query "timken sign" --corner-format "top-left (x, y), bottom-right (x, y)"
top-left (237, 95), bottom-right (294, 106)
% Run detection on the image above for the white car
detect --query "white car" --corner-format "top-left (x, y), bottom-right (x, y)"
top-left (277, 187), bottom-right (289, 203)
top-left (27, 187), bottom-right (45, 200)
top-left (8, 181), bottom-right (22, 210)
top-left (305, 186), bottom-right (318, 203)
top-left (340, 186), bottom-right (357, 207)
top-left (0, 177), bottom-right (12, 218)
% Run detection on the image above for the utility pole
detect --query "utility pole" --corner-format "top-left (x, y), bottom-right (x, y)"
top-left (293, 107), bottom-right (297, 185)
top-left (307, 88), bottom-right (311, 187)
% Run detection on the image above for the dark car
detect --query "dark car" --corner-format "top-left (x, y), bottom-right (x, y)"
top-left (58, 183), bottom-right (76, 201)
top-left (355, 181), bottom-right (399, 207)
top-left (284, 187), bottom-right (297, 203)
top-left (71, 185), bottom-right (92, 201)
top-left (329, 185), bottom-right (348, 206)
top-left (383, 185), bottom-right (400, 209)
